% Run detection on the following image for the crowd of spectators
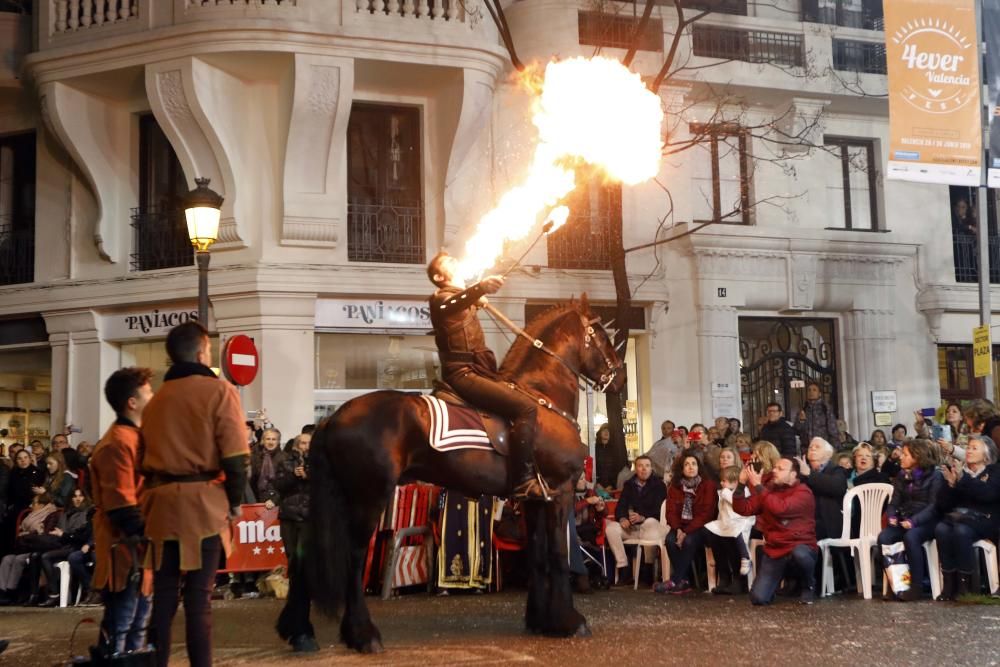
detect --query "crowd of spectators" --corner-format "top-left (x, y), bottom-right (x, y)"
top-left (581, 383), bottom-right (1000, 604)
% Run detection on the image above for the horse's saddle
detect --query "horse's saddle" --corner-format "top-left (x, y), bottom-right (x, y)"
top-left (420, 380), bottom-right (510, 456)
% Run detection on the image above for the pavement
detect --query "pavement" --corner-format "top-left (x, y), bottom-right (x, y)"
top-left (2, 588), bottom-right (1000, 666)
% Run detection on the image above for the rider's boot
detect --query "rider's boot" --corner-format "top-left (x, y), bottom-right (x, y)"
top-left (509, 417), bottom-right (552, 502)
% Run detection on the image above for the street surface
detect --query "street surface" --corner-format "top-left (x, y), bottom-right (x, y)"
top-left (2, 589), bottom-right (998, 666)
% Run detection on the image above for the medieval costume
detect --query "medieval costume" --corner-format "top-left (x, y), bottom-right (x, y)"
top-left (436, 490), bottom-right (495, 590)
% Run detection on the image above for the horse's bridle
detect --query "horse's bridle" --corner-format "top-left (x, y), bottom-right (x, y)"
top-left (582, 315), bottom-right (624, 393)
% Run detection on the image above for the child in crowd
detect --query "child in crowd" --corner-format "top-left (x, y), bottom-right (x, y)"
top-left (704, 466), bottom-right (754, 576)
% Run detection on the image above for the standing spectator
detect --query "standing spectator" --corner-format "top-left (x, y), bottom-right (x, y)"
top-left (594, 425), bottom-right (618, 491)
top-left (759, 403), bottom-right (798, 458)
top-left (795, 381), bottom-right (839, 448)
top-left (91, 367), bottom-right (155, 655)
top-left (1, 449), bottom-right (44, 554)
top-left (32, 487), bottom-right (93, 607)
top-left (273, 432), bottom-right (317, 652)
top-left (799, 438), bottom-right (848, 541)
top-left (140, 323), bottom-right (249, 667)
top-left (734, 458), bottom-right (818, 605)
top-left (605, 456), bottom-right (666, 584)
top-left (876, 439), bottom-right (942, 601)
top-left (891, 424), bottom-right (907, 448)
top-left (43, 452), bottom-right (75, 508)
top-left (251, 428), bottom-right (284, 509)
top-left (647, 420), bottom-right (678, 479)
top-left (659, 452), bottom-right (717, 595)
top-left (935, 434), bottom-right (1000, 599)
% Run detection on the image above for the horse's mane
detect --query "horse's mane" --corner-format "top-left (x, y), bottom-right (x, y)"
top-left (499, 301), bottom-right (582, 373)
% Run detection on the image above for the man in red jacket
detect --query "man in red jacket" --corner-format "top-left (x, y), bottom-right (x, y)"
top-left (733, 457), bottom-right (818, 605)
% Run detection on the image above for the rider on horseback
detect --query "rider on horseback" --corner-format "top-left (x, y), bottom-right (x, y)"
top-left (427, 251), bottom-right (549, 501)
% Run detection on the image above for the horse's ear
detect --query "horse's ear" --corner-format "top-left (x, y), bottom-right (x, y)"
top-left (580, 292), bottom-right (590, 312)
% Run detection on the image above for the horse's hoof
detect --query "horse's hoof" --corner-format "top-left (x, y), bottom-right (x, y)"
top-left (573, 623), bottom-right (592, 639)
top-left (290, 634), bottom-right (320, 653)
top-left (359, 638), bottom-right (384, 654)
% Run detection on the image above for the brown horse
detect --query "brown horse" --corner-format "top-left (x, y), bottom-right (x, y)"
top-left (277, 295), bottom-right (624, 653)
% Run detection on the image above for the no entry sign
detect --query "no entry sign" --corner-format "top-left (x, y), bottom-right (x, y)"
top-left (223, 335), bottom-right (259, 386)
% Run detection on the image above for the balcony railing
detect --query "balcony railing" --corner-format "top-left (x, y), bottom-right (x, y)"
top-left (832, 38), bottom-right (886, 74)
top-left (49, 0), bottom-right (138, 35)
top-left (130, 205), bottom-right (194, 271)
top-left (347, 201), bottom-right (425, 264)
top-left (546, 213), bottom-right (613, 270)
top-left (953, 233), bottom-right (1000, 283)
top-left (577, 11), bottom-right (663, 51)
top-left (802, 1), bottom-right (883, 30)
top-left (0, 223), bottom-right (34, 286)
top-left (692, 25), bottom-right (804, 67)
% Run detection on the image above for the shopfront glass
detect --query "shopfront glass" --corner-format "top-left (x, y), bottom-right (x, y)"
top-left (578, 336), bottom-right (644, 458)
top-left (0, 347), bottom-right (51, 456)
top-left (120, 336), bottom-right (221, 390)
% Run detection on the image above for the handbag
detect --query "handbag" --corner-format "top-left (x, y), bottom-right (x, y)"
top-left (881, 542), bottom-right (911, 593)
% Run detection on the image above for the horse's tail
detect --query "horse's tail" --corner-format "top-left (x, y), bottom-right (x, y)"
top-left (305, 415), bottom-right (352, 619)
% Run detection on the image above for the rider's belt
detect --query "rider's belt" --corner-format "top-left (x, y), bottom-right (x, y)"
top-left (146, 471), bottom-right (220, 487)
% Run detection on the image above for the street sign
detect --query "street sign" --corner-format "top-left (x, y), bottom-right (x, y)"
top-left (223, 335), bottom-right (259, 386)
top-left (974, 325), bottom-right (992, 378)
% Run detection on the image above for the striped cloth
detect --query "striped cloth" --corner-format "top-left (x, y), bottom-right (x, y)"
top-left (419, 394), bottom-right (494, 452)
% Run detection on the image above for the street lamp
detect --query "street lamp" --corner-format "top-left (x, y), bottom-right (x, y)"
top-left (184, 177), bottom-right (224, 326)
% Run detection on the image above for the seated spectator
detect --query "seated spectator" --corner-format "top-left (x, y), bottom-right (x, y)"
top-left (876, 439), bottom-right (942, 601)
top-left (0, 493), bottom-right (61, 605)
top-left (799, 438), bottom-right (848, 541)
top-left (749, 441), bottom-right (781, 484)
top-left (915, 403), bottom-right (969, 463)
top-left (31, 487), bottom-right (94, 607)
top-left (734, 458), bottom-right (818, 605)
top-left (849, 442), bottom-right (886, 487)
top-left (647, 420), bottom-right (678, 479)
top-left (718, 447), bottom-right (740, 474)
top-left (705, 465), bottom-right (755, 595)
top-left (935, 434), bottom-right (1000, 600)
top-left (43, 452), bottom-right (76, 508)
top-left (658, 452), bottom-right (717, 595)
top-left (605, 455), bottom-right (666, 584)
top-left (573, 472), bottom-right (607, 547)
top-left (870, 429), bottom-right (889, 450)
top-left (891, 424), bottom-right (907, 448)
top-left (1, 449), bottom-right (45, 555)
top-left (759, 403), bottom-right (798, 458)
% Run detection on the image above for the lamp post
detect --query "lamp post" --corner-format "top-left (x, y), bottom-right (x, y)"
top-left (184, 177), bottom-right (224, 326)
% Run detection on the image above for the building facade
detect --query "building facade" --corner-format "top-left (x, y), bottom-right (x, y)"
top-left (0, 0), bottom-right (988, 457)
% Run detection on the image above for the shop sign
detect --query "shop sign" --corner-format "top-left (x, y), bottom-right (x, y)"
top-left (316, 298), bottom-right (431, 329)
top-left (974, 325), bottom-right (992, 378)
top-left (871, 390), bottom-right (898, 414)
top-left (102, 307), bottom-right (207, 340)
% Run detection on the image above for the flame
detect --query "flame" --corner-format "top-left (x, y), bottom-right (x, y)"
top-left (457, 56), bottom-right (663, 280)
top-left (545, 205), bottom-right (570, 234)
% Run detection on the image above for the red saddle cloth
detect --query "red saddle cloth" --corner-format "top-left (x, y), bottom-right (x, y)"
top-left (419, 394), bottom-right (508, 454)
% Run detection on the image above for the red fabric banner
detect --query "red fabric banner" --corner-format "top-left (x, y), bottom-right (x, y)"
top-left (221, 503), bottom-right (288, 573)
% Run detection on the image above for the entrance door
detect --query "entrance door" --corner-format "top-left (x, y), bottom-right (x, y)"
top-left (739, 318), bottom-right (838, 438)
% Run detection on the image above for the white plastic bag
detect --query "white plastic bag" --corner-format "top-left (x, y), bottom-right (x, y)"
top-left (882, 542), bottom-right (911, 593)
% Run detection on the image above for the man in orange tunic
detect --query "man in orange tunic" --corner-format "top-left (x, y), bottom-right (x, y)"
top-left (90, 367), bottom-right (155, 655)
top-left (140, 322), bottom-right (249, 667)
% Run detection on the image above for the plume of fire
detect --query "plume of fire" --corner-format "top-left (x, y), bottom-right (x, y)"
top-left (457, 56), bottom-right (664, 280)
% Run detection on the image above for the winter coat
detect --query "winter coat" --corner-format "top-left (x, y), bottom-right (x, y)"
top-left (56, 504), bottom-right (93, 548)
top-left (936, 463), bottom-right (1000, 528)
top-left (705, 487), bottom-right (755, 538)
top-left (47, 473), bottom-right (76, 508)
top-left (274, 450), bottom-right (309, 523)
top-left (803, 461), bottom-right (848, 540)
top-left (795, 399), bottom-right (839, 448)
top-left (6, 464), bottom-right (45, 516)
top-left (759, 419), bottom-right (799, 458)
top-left (251, 447), bottom-right (285, 506)
top-left (666, 477), bottom-right (718, 534)
top-left (849, 467), bottom-right (887, 488)
top-left (887, 467), bottom-right (943, 527)
top-left (614, 474), bottom-right (667, 523)
top-left (732, 481), bottom-right (817, 559)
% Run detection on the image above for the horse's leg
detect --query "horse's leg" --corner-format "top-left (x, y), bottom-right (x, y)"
top-left (523, 501), bottom-right (549, 634)
top-left (542, 486), bottom-right (590, 637)
top-left (340, 506), bottom-right (389, 654)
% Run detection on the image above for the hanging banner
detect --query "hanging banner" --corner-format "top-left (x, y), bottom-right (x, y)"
top-left (985, 0), bottom-right (1000, 187)
top-left (885, 0), bottom-right (982, 186)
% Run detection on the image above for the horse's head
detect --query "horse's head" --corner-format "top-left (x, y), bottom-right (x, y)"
top-left (574, 294), bottom-right (626, 394)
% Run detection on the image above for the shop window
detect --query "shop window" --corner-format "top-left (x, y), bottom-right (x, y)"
top-left (822, 137), bottom-right (879, 231)
top-left (347, 103), bottom-right (425, 264)
top-left (0, 131), bottom-right (36, 286)
top-left (121, 336), bottom-right (220, 391)
top-left (315, 333), bottom-right (437, 391)
top-left (131, 115), bottom-right (193, 271)
top-left (950, 186), bottom-right (1000, 283)
top-left (547, 180), bottom-right (618, 270)
top-left (0, 347), bottom-right (50, 455)
top-left (689, 123), bottom-right (751, 224)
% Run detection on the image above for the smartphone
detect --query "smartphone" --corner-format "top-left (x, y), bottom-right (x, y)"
top-left (931, 423), bottom-right (953, 443)
top-left (751, 460), bottom-right (763, 473)
top-left (920, 407), bottom-right (936, 418)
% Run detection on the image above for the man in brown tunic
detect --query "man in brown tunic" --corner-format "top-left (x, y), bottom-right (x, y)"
top-left (140, 322), bottom-right (249, 667)
top-left (91, 367), bottom-right (155, 655)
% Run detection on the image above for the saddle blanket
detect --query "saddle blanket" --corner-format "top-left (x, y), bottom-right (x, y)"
top-left (419, 395), bottom-right (495, 452)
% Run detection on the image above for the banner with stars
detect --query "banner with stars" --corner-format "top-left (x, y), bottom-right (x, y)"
top-left (221, 503), bottom-right (288, 573)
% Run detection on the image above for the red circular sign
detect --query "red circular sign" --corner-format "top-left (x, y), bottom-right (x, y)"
top-left (223, 335), bottom-right (259, 386)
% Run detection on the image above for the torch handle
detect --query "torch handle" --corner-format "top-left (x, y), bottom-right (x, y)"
top-left (500, 221), bottom-right (554, 279)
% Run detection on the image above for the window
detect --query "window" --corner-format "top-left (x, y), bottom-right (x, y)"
top-left (690, 124), bottom-right (751, 224)
top-left (314, 333), bottom-right (437, 390)
top-left (0, 131), bottom-right (35, 286)
top-left (131, 115), bottom-right (193, 271)
top-left (347, 103), bottom-right (424, 264)
top-left (577, 11), bottom-right (663, 51)
top-left (949, 186), bottom-right (1000, 283)
top-left (802, 0), bottom-right (883, 30)
top-left (692, 25), bottom-right (804, 67)
top-left (832, 39), bottom-right (887, 75)
top-left (546, 180), bottom-right (619, 270)
top-left (822, 137), bottom-right (879, 230)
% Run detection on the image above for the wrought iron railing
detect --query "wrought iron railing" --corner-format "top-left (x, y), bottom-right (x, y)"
top-left (547, 212), bottom-right (613, 270)
top-left (832, 38), bottom-right (886, 74)
top-left (684, 0), bottom-right (747, 16)
top-left (130, 205), bottom-right (194, 271)
top-left (953, 233), bottom-right (1000, 283)
top-left (0, 223), bottom-right (34, 285)
top-left (802, 2), bottom-right (883, 30)
top-left (347, 201), bottom-right (425, 264)
top-left (577, 10), bottom-right (663, 51)
top-left (692, 25), bottom-right (804, 67)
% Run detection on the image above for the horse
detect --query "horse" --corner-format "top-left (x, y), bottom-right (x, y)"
top-left (277, 294), bottom-right (625, 654)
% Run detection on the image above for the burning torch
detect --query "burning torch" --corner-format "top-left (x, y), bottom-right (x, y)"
top-left (499, 205), bottom-right (570, 278)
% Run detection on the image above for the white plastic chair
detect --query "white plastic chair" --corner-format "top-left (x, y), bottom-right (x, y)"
top-left (887, 539), bottom-right (997, 598)
top-left (56, 560), bottom-right (81, 607)
top-left (818, 482), bottom-right (893, 599)
top-left (618, 501), bottom-right (669, 590)
top-left (974, 540), bottom-right (1000, 594)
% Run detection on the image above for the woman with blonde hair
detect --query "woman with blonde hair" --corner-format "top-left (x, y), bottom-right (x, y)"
top-left (43, 452), bottom-right (75, 508)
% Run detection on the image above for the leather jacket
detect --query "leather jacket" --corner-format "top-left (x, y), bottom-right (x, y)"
top-left (430, 283), bottom-right (498, 379)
